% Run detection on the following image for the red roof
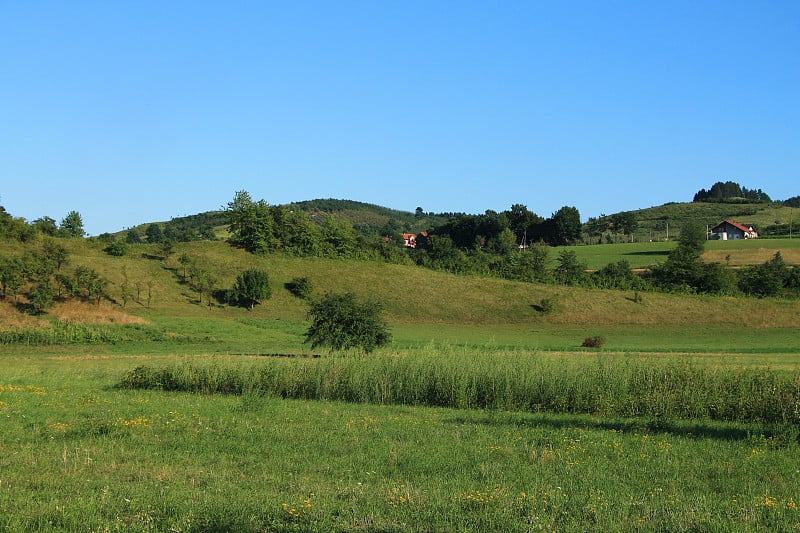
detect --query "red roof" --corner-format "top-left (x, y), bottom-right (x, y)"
top-left (713, 220), bottom-right (756, 234)
top-left (726, 220), bottom-right (753, 233)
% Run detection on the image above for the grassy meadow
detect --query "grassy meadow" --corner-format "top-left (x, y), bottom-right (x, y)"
top-left (553, 237), bottom-right (800, 271)
top-left (2, 237), bottom-right (800, 531)
top-left (3, 353), bottom-right (800, 532)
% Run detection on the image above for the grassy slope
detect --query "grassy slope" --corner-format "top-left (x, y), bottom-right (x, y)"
top-left (629, 201), bottom-right (796, 234)
top-left (2, 237), bottom-right (799, 356)
top-left (46, 238), bottom-right (800, 326)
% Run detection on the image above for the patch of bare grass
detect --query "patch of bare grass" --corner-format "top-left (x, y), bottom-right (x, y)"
top-left (704, 247), bottom-right (800, 266)
top-left (51, 301), bottom-right (151, 326)
top-left (0, 300), bottom-right (48, 331)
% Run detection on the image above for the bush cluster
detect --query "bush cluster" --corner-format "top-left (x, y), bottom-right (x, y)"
top-left (285, 276), bottom-right (313, 299)
top-left (581, 335), bottom-right (606, 348)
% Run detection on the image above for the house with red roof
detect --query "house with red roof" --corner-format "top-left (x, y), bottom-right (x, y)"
top-left (709, 220), bottom-right (758, 240)
top-left (402, 232), bottom-right (427, 248)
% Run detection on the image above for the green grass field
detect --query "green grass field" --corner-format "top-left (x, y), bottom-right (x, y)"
top-left (554, 237), bottom-right (800, 270)
top-left (2, 353), bottom-right (800, 532)
top-left (2, 238), bottom-right (800, 531)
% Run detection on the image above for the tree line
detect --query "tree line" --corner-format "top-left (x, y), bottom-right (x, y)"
top-left (693, 181), bottom-right (772, 203)
top-left (224, 191), bottom-right (800, 297)
top-left (224, 190), bottom-right (409, 262)
top-left (154, 191), bottom-right (800, 298)
top-left (0, 206), bottom-right (86, 242)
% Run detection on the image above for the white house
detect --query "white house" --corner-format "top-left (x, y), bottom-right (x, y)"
top-left (710, 220), bottom-right (758, 240)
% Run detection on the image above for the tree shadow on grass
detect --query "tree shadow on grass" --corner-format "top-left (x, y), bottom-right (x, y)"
top-left (444, 412), bottom-right (767, 442)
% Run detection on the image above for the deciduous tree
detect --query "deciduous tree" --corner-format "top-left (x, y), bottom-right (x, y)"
top-left (554, 249), bottom-right (586, 285)
top-left (42, 239), bottom-right (69, 271)
top-left (305, 292), bottom-right (390, 354)
top-left (649, 221), bottom-right (710, 292)
top-left (178, 253), bottom-right (193, 281)
top-left (33, 216), bottom-right (58, 236)
top-left (230, 269), bottom-right (272, 309)
top-left (0, 257), bottom-right (24, 300)
top-left (545, 206), bottom-right (582, 246)
top-left (126, 228), bottom-right (142, 244)
top-left (146, 224), bottom-right (164, 243)
top-left (226, 190), bottom-right (276, 254)
top-left (104, 240), bottom-right (128, 256)
top-left (29, 279), bottom-right (55, 314)
top-left (59, 210), bottom-right (85, 238)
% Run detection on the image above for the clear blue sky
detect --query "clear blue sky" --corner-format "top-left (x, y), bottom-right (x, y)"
top-left (2, 1), bottom-right (798, 235)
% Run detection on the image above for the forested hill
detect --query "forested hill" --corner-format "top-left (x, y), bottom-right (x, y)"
top-left (117, 199), bottom-right (450, 242)
top-left (288, 199), bottom-right (451, 235)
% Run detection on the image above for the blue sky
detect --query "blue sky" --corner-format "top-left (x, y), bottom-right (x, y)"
top-left (1, 1), bottom-right (798, 235)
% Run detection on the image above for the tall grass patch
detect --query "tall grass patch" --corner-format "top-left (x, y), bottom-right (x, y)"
top-left (0, 323), bottom-right (205, 347)
top-left (118, 351), bottom-right (800, 425)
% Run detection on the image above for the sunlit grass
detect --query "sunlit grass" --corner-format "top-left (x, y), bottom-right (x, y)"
top-left (1, 354), bottom-right (799, 531)
top-left (553, 237), bottom-right (800, 270)
top-left (2, 235), bottom-right (800, 530)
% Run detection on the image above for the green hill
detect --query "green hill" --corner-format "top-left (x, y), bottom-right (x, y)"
top-left (598, 201), bottom-right (796, 243)
top-left (3, 237), bottom-right (800, 356)
top-left (109, 193), bottom-right (798, 254)
top-left (117, 198), bottom-right (450, 243)
top-left (290, 198), bottom-right (450, 234)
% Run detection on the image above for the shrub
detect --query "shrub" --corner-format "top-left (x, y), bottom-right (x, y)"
top-left (738, 252), bottom-right (790, 297)
top-left (536, 297), bottom-right (557, 314)
top-left (581, 335), bottom-right (606, 348)
top-left (104, 240), bottom-right (128, 256)
top-left (285, 276), bottom-right (313, 299)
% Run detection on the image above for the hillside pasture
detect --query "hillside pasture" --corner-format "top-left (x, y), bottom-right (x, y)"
top-left (3, 237), bottom-right (800, 358)
top-left (626, 202), bottom-right (797, 240)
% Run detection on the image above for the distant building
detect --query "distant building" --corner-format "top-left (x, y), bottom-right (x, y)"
top-left (710, 220), bottom-right (758, 240)
top-left (402, 232), bottom-right (427, 248)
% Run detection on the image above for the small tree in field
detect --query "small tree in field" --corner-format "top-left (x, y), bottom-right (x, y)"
top-left (305, 292), bottom-right (391, 354)
top-left (230, 269), bottom-right (272, 309)
top-left (29, 279), bottom-right (55, 314)
top-left (178, 253), bottom-right (193, 281)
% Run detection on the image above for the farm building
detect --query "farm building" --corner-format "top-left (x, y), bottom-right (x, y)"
top-left (709, 220), bottom-right (758, 240)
